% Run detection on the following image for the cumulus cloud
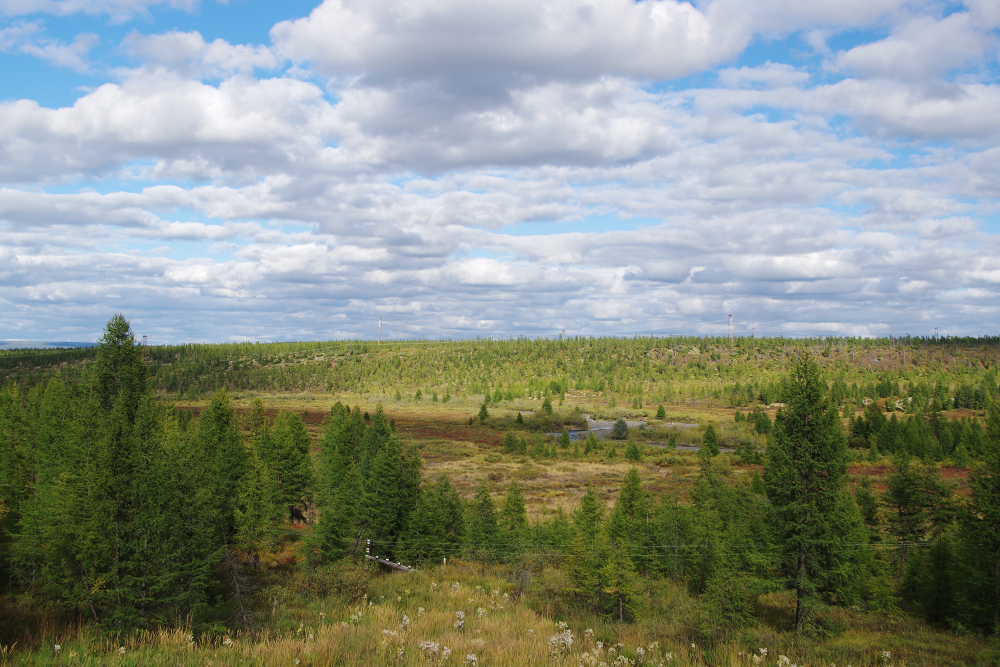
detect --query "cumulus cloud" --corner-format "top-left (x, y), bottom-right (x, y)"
top-left (271, 0), bottom-right (744, 85)
top-left (1, 0), bottom-right (1000, 340)
top-left (123, 30), bottom-right (277, 78)
top-left (832, 12), bottom-right (997, 81)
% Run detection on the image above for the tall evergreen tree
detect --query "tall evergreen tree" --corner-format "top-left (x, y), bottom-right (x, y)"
top-left (271, 411), bottom-right (314, 521)
top-left (196, 389), bottom-right (250, 540)
top-left (956, 404), bottom-right (1000, 632)
top-left (465, 483), bottom-right (500, 562)
top-left (764, 353), bottom-right (869, 632)
top-left (883, 453), bottom-right (955, 574)
top-left (606, 468), bottom-right (650, 571)
top-left (501, 481), bottom-right (528, 547)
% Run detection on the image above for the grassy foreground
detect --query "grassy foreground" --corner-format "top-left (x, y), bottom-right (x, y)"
top-left (3, 560), bottom-right (993, 667)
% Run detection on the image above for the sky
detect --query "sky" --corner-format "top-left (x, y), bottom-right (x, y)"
top-left (1, 0), bottom-right (999, 344)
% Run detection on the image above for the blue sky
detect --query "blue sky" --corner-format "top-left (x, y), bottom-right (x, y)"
top-left (1, 0), bottom-right (999, 343)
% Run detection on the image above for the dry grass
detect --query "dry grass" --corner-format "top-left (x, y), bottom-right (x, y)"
top-left (6, 563), bottom-right (991, 667)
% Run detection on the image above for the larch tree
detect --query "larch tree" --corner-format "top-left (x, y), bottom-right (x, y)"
top-left (764, 353), bottom-right (869, 632)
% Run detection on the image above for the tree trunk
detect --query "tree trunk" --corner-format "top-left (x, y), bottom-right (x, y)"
top-left (794, 548), bottom-right (807, 633)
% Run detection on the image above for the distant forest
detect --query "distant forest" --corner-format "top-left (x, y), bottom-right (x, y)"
top-left (2, 332), bottom-right (999, 412)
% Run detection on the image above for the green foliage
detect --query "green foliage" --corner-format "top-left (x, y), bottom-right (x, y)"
top-left (611, 418), bottom-right (628, 440)
top-left (558, 428), bottom-right (571, 449)
top-left (465, 483), bottom-right (500, 562)
top-left (625, 441), bottom-right (642, 462)
top-left (702, 424), bottom-right (720, 456)
top-left (656, 404), bottom-right (666, 419)
top-left (541, 396), bottom-right (553, 415)
top-left (478, 402), bottom-right (490, 423)
top-left (271, 411), bottom-right (314, 520)
top-left (764, 353), bottom-right (869, 632)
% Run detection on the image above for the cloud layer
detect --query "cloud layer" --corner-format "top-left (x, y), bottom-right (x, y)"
top-left (1, 0), bottom-right (999, 342)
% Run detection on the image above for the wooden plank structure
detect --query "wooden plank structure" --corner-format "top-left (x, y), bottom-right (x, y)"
top-left (364, 540), bottom-right (417, 572)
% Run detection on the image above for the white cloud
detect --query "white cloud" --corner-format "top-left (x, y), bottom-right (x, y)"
top-left (271, 0), bottom-right (744, 84)
top-left (124, 30), bottom-right (277, 79)
top-left (0, 20), bottom-right (96, 71)
top-left (0, 0), bottom-right (197, 22)
top-left (1, 0), bottom-right (1000, 340)
top-left (832, 12), bottom-right (996, 80)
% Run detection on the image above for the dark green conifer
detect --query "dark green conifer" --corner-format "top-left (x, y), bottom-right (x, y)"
top-left (764, 353), bottom-right (869, 632)
top-left (702, 424), bottom-right (720, 456)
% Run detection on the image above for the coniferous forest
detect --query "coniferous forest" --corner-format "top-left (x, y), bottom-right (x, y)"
top-left (0, 316), bottom-right (999, 665)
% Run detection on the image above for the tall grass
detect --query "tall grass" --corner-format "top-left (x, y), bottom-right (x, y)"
top-left (4, 561), bottom-right (990, 667)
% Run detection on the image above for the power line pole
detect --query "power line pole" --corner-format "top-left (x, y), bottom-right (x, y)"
top-left (728, 315), bottom-right (733, 341)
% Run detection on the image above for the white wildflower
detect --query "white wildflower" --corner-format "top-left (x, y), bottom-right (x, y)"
top-left (664, 653), bottom-right (673, 663)
top-left (585, 628), bottom-right (594, 641)
top-left (548, 623), bottom-right (574, 659)
top-left (636, 646), bottom-right (645, 658)
top-left (418, 607), bottom-right (426, 616)
top-left (119, 646), bottom-right (126, 655)
top-left (443, 646), bottom-right (452, 659)
top-left (454, 610), bottom-right (466, 630)
top-left (477, 607), bottom-right (486, 619)
top-left (464, 654), bottom-right (478, 666)
top-left (760, 648), bottom-right (768, 658)
top-left (54, 645), bottom-right (61, 653)
top-left (420, 640), bottom-right (440, 659)
top-left (432, 582), bottom-right (438, 592)
top-left (401, 615), bottom-right (411, 630)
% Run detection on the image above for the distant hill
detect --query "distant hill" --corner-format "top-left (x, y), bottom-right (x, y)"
top-left (2, 335), bottom-right (997, 415)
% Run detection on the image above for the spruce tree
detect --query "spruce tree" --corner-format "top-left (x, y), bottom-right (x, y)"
top-left (956, 408), bottom-right (1000, 632)
top-left (573, 485), bottom-right (604, 547)
top-left (600, 537), bottom-right (639, 622)
top-left (763, 353), bottom-right (869, 632)
top-left (235, 452), bottom-right (280, 558)
top-left (271, 411), bottom-right (314, 521)
top-left (558, 428), bottom-right (571, 449)
top-left (702, 424), bottom-right (720, 456)
top-left (196, 389), bottom-right (249, 540)
top-left (625, 441), bottom-right (642, 462)
top-left (501, 481), bottom-right (528, 547)
top-left (606, 468), bottom-right (649, 569)
top-left (465, 483), bottom-right (500, 562)
top-left (883, 453), bottom-right (954, 574)
top-left (656, 404), bottom-right (666, 419)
